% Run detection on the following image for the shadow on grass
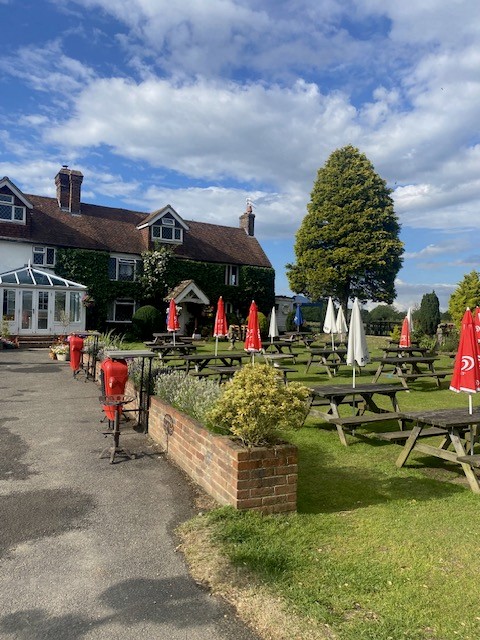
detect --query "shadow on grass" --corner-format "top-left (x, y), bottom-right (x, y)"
top-left (295, 428), bottom-right (464, 514)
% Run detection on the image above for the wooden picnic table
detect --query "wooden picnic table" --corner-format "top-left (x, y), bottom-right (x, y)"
top-left (308, 383), bottom-right (408, 446)
top-left (371, 355), bottom-right (451, 388)
top-left (261, 340), bottom-right (295, 354)
top-left (182, 351), bottom-right (250, 372)
top-left (305, 347), bottom-right (347, 376)
top-left (150, 343), bottom-right (196, 360)
top-left (396, 408), bottom-right (480, 494)
top-left (381, 345), bottom-right (431, 358)
top-left (284, 331), bottom-right (316, 347)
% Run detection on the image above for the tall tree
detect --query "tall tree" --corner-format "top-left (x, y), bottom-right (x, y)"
top-left (417, 291), bottom-right (441, 336)
top-left (286, 145), bottom-right (404, 312)
top-left (448, 270), bottom-right (480, 327)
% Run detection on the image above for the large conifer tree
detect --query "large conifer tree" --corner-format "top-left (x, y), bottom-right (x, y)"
top-left (287, 145), bottom-right (404, 311)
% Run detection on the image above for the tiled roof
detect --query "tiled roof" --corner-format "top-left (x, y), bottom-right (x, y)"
top-left (9, 194), bottom-right (272, 269)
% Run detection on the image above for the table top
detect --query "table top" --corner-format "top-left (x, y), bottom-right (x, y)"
top-left (182, 351), bottom-right (249, 362)
top-left (382, 346), bottom-right (430, 355)
top-left (308, 347), bottom-right (347, 355)
top-left (311, 383), bottom-right (406, 398)
top-left (104, 349), bottom-right (156, 359)
top-left (376, 356), bottom-right (439, 364)
top-left (399, 407), bottom-right (480, 428)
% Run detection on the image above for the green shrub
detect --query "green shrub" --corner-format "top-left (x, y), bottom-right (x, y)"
top-left (389, 324), bottom-right (401, 342)
top-left (155, 371), bottom-right (223, 427)
top-left (206, 364), bottom-right (310, 446)
top-left (131, 305), bottom-right (163, 340)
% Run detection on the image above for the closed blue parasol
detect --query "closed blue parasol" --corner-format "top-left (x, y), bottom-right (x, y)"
top-left (294, 304), bottom-right (303, 332)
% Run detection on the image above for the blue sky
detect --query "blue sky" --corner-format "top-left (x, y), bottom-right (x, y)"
top-left (1, 0), bottom-right (480, 311)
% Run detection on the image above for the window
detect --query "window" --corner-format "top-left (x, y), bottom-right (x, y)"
top-left (151, 220), bottom-right (183, 243)
top-left (54, 291), bottom-right (67, 322)
top-left (225, 301), bottom-right (233, 315)
top-left (33, 246), bottom-right (56, 267)
top-left (225, 265), bottom-right (239, 286)
top-left (2, 289), bottom-right (15, 321)
top-left (0, 193), bottom-right (26, 223)
top-left (108, 299), bottom-right (136, 322)
top-left (108, 257), bottom-right (141, 281)
top-left (70, 292), bottom-right (81, 323)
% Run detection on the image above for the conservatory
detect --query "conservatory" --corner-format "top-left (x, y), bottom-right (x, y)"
top-left (0, 263), bottom-right (87, 336)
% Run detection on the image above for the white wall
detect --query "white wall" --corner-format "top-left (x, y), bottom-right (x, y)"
top-left (0, 240), bottom-right (35, 274)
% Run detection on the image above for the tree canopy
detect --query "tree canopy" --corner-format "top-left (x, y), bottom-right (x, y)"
top-left (416, 291), bottom-right (441, 336)
top-left (286, 145), bottom-right (404, 312)
top-left (448, 270), bottom-right (480, 327)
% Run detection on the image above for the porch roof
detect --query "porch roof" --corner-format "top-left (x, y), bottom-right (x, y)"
top-left (0, 264), bottom-right (86, 289)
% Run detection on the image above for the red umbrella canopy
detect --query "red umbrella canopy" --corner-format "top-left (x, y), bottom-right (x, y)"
top-left (474, 307), bottom-right (480, 344)
top-left (213, 296), bottom-right (229, 337)
top-left (167, 298), bottom-right (180, 332)
top-left (244, 300), bottom-right (262, 352)
top-left (450, 308), bottom-right (480, 394)
top-left (399, 316), bottom-right (411, 348)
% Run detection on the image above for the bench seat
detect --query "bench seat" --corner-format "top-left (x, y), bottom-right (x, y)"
top-left (329, 412), bottom-right (401, 428)
top-left (375, 426), bottom-right (448, 443)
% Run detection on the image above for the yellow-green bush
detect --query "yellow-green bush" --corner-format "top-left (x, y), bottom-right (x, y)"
top-left (206, 364), bottom-right (310, 446)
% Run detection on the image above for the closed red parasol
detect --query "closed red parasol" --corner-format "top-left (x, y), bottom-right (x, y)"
top-left (399, 316), bottom-right (411, 348)
top-left (167, 298), bottom-right (180, 344)
top-left (244, 300), bottom-right (262, 360)
top-left (213, 296), bottom-right (229, 355)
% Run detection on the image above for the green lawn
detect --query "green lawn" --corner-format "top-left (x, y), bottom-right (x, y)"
top-left (173, 335), bottom-right (480, 640)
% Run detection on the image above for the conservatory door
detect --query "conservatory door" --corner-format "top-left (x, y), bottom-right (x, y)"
top-left (19, 290), bottom-right (51, 334)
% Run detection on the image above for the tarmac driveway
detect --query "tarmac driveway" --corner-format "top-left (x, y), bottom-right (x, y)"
top-left (0, 349), bottom-right (259, 640)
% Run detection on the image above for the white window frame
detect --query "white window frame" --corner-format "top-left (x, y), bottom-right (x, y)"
top-left (151, 221), bottom-right (183, 244)
top-left (109, 256), bottom-right (141, 282)
top-left (225, 264), bottom-right (239, 286)
top-left (32, 245), bottom-right (56, 267)
top-left (0, 193), bottom-right (26, 224)
top-left (107, 299), bottom-right (137, 323)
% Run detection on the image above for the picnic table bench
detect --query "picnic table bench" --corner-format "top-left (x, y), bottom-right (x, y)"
top-left (308, 383), bottom-right (408, 446)
top-left (371, 356), bottom-right (450, 388)
top-left (305, 347), bottom-right (347, 376)
top-left (396, 408), bottom-right (480, 494)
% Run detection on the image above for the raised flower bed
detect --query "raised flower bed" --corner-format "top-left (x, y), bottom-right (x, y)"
top-left (148, 396), bottom-right (298, 514)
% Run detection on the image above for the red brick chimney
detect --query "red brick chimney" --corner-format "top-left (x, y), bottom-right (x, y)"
top-left (55, 166), bottom-right (83, 214)
top-left (239, 201), bottom-right (255, 236)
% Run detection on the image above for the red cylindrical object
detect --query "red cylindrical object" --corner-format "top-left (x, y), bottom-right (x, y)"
top-left (100, 359), bottom-right (128, 420)
top-left (69, 334), bottom-right (84, 372)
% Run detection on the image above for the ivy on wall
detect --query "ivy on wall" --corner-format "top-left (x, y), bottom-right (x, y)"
top-left (55, 248), bottom-right (137, 330)
top-left (56, 247), bottom-right (275, 329)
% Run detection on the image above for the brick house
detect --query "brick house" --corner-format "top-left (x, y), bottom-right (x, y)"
top-left (0, 167), bottom-right (274, 337)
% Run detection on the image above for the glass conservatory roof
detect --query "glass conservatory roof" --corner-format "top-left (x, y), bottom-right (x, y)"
top-left (0, 264), bottom-right (86, 289)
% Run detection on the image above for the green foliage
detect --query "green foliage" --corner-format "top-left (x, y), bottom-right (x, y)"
top-left (367, 304), bottom-right (403, 323)
top-left (389, 324), bottom-right (401, 342)
top-left (287, 145), bottom-right (404, 310)
top-left (131, 305), bottom-right (163, 340)
top-left (1, 316), bottom-right (10, 338)
top-left (155, 371), bottom-right (223, 427)
top-left (206, 364), bottom-right (310, 446)
top-left (166, 258), bottom-right (275, 318)
top-left (140, 245), bottom-right (172, 303)
top-left (448, 270), bottom-right (480, 327)
top-left (416, 291), bottom-right (441, 336)
top-left (257, 311), bottom-right (268, 337)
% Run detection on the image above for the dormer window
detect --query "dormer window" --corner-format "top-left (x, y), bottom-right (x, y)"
top-left (151, 218), bottom-right (183, 243)
top-left (0, 193), bottom-right (26, 223)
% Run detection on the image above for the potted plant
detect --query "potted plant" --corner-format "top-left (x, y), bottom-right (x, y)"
top-left (51, 343), bottom-right (70, 361)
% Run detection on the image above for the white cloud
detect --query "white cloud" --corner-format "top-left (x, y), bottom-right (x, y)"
top-left (45, 76), bottom-right (358, 195)
top-left (394, 278), bottom-right (456, 312)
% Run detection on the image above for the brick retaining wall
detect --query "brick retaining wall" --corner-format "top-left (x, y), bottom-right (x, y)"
top-left (148, 396), bottom-right (298, 514)
top-left (94, 360), bottom-right (298, 513)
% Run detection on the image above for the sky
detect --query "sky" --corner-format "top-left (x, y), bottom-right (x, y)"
top-left (1, 1), bottom-right (480, 312)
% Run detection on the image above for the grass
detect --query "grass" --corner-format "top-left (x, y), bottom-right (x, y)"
top-left (127, 333), bottom-right (478, 638)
